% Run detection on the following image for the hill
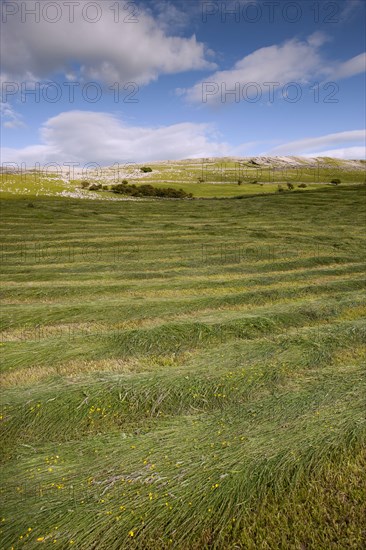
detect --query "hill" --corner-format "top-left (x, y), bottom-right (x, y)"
top-left (1, 156), bottom-right (365, 200)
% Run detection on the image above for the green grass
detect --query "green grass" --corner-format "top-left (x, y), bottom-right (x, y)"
top-left (0, 184), bottom-right (365, 548)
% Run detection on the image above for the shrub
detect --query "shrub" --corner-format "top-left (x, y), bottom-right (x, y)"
top-left (111, 182), bottom-right (192, 198)
top-left (250, 180), bottom-right (258, 184)
top-left (237, 179), bottom-right (242, 185)
top-left (137, 184), bottom-right (157, 197)
top-left (122, 179), bottom-right (128, 184)
top-left (197, 177), bottom-right (205, 183)
top-left (102, 185), bottom-right (109, 190)
top-left (286, 182), bottom-right (294, 190)
top-left (111, 183), bottom-right (131, 194)
top-left (88, 183), bottom-right (102, 191)
top-left (80, 181), bottom-right (90, 189)
top-left (277, 185), bottom-right (285, 193)
top-left (298, 183), bottom-right (307, 188)
top-left (151, 186), bottom-right (192, 198)
top-left (140, 167), bottom-right (152, 173)
top-left (331, 178), bottom-right (341, 184)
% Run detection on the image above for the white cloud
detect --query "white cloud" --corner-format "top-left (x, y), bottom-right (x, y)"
top-left (183, 35), bottom-right (365, 104)
top-left (306, 31), bottom-right (330, 48)
top-left (146, 1), bottom-right (192, 34)
top-left (333, 53), bottom-right (366, 79)
top-left (0, 102), bottom-right (25, 129)
top-left (303, 147), bottom-right (366, 159)
top-left (2, 114), bottom-right (364, 164)
top-left (266, 130), bottom-right (366, 158)
top-left (340, 0), bottom-right (365, 21)
top-left (1, 0), bottom-right (215, 87)
top-left (1, 111), bottom-right (230, 166)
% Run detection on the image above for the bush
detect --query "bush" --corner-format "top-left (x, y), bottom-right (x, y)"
top-left (298, 183), bottom-right (307, 188)
top-left (121, 179), bottom-right (128, 184)
top-left (237, 179), bottom-right (242, 185)
top-left (102, 185), bottom-right (109, 190)
top-left (331, 178), bottom-right (341, 184)
top-left (111, 182), bottom-right (193, 199)
top-left (111, 182), bottom-right (132, 194)
top-left (80, 181), bottom-right (90, 189)
top-left (88, 183), bottom-right (102, 191)
top-left (156, 187), bottom-right (189, 198)
top-left (250, 180), bottom-right (258, 184)
top-left (140, 167), bottom-right (152, 173)
top-left (137, 184), bottom-right (157, 197)
top-left (277, 185), bottom-right (285, 193)
top-left (286, 182), bottom-right (294, 190)
top-left (197, 177), bottom-right (205, 183)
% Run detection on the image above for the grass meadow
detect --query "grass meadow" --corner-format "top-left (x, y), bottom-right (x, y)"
top-left (1, 181), bottom-right (365, 548)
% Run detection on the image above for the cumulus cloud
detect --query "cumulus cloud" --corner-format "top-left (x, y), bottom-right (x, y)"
top-left (1, 0), bottom-right (215, 86)
top-left (266, 130), bottom-right (366, 158)
top-left (306, 31), bottom-right (330, 48)
top-left (1, 111), bottom-right (230, 166)
top-left (0, 102), bottom-right (25, 129)
top-left (145, 1), bottom-right (192, 34)
top-left (2, 113), bottom-right (363, 164)
top-left (183, 35), bottom-right (365, 104)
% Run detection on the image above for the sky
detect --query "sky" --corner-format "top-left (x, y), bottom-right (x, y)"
top-left (1, 0), bottom-right (365, 167)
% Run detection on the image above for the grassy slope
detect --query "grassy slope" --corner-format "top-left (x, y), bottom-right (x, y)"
top-left (1, 158), bottom-right (365, 199)
top-left (1, 185), bottom-right (365, 549)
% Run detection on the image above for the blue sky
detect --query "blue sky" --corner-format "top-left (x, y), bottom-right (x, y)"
top-left (1, 0), bottom-right (365, 165)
